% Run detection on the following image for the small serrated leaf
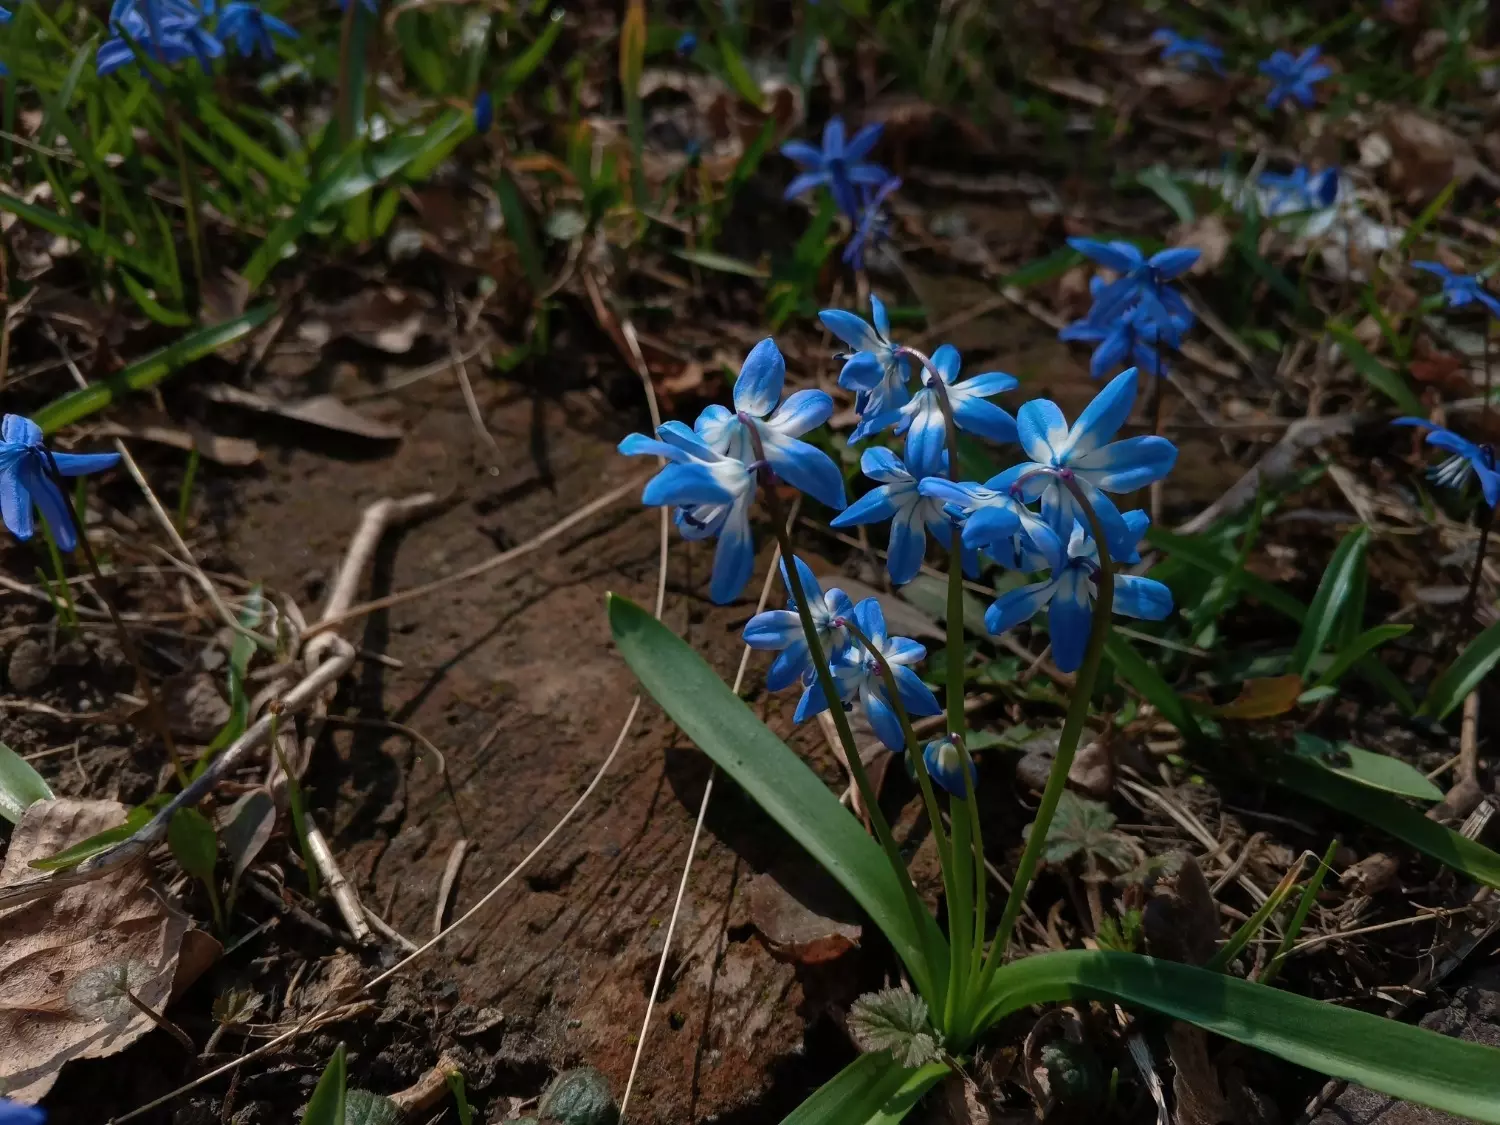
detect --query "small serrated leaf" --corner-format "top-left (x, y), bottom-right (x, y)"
top-left (847, 988), bottom-right (943, 1067)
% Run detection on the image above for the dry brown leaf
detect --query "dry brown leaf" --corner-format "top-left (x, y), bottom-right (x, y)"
top-left (1213, 675), bottom-right (1304, 720)
top-left (202, 384), bottom-right (403, 441)
top-left (1169, 215), bottom-right (1232, 274)
top-left (96, 421), bottom-right (260, 466)
top-left (0, 798), bottom-right (189, 1102)
top-left (1383, 109), bottom-right (1480, 204)
top-left (748, 861), bottom-right (861, 965)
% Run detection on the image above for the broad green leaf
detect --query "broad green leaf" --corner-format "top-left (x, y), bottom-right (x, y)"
top-left (1276, 756), bottom-right (1500, 886)
top-left (0, 742), bottom-right (54, 824)
top-left (29, 805), bottom-right (153, 870)
top-left (168, 807), bottom-right (218, 883)
top-left (32, 307), bottom-right (275, 433)
top-left (780, 1053), bottom-right (949, 1125)
top-left (0, 190), bottom-right (168, 286)
top-left (496, 8), bottom-right (565, 100)
top-left (1329, 323), bottom-right (1424, 415)
top-left (980, 949), bottom-right (1500, 1122)
top-left (303, 1044), bottom-right (348, 1125)
top-left (1103, 634), bottom-right (1203, 738)
top-left (1137, 166), bottom-right (1195, 223)
top-left (1422, 618), bottom-right (1500, 721)
top-left (608, 594), bottom-right (948, 1003)
top-left (671, 248), bottom-right (768, 278)
top-left (1311, 623), bottom-right (1411, 691)
top-left (495, 170), bottom-right (545, 293)
top-left (1291, 525), bottom-right (1370, 678)
top-left (1292, 734), bottom-right (1443, 801)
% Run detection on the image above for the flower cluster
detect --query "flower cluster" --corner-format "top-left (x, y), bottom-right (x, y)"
top-left (1060, 239), bottom-right (1200, 380)
top-left (97, 0), bottom-right (296, 75)
top-left (1, 414), bottom-right (122, 553)
top-left (1151, 28), bottom-right (1333, 110)
top-left (781, 117), bottom-right (902, 270)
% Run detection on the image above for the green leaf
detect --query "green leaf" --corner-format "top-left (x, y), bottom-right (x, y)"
top-left (979, 949), bottom-right (1500, 1122)
top-left (780, 1054), bottom-right (949, 1125)
top-left (847, 989), bottom-right (943, 1068)
top-left (1291, 525), bottom-right (1370, 679)
top-left (495, 169), bottom-right (545, 294)
top-left (1422, 617), bottom-right (1500, 721)
top-left (168, 807), bottom-right (218, 884)
top-left (1312, 623), bottom-right (1411, 691)
top-left (1329, 323), bottom-right (1424, 415)
top-left (496, 8), bottom-right (565, 100)
top-left (1103, 634), bottom-right (1203, 739)
top-left (0, 742), bottom-right (54, 824)
top-left (717, 38), bottom-right (764, 109)
top-left (32, 307), bottom-right (275, 433)
top-left (28, 805), bottom-right (153, 870)
top-left (1291, 734), bottom-right (1443, 801)
top-left (1275, 756), bottom-right (1500, 886)
top-left (671, 248), bottom-right (768, 278)
top-left (345, 1090), bottom-right (402, 1125)
top-left (1137, 166), bottom-right (1195, 223)
top-left (0, 189), bottom-right (168, 286)
top-left (446, 1072), bottom-right (474, 1125)
top-left (204, 588), bottom-right (265, 759)
top-left (608, 594), bottom-right (948, 1002)
top-left (303, 1044), bottom-right (348, 1125)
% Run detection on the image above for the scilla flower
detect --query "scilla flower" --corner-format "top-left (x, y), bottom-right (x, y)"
top-left (1067, 238), bottom-right (1200, 337)
top-left (1, 415), bottom-right (121, 553)
top-left (795, 598), bottom-right (940, 752)
top-left (819, 295), bottom-right (911, 441)
top-left (1151, 29), bottom-right (1225, 74)
top-left (619, 422), bottom-right (758, 604)
top-left (0, 1098), bottom-right (45, 1125)
top-left (216, 1), bottom-right (297, 59)
top-left (917, 475), bottom-right (1061, 561)
top-left (844, 175), bottom-right (900, 270)
top-left (1259, 46), bottom-right (1332, 110)
top-left (98, 0), bottom-right (224, 75)
top-left (832, 448), bottom-right (972, 585)
top-left (742, 556), bottom-right (854, 691)
top-left (865, 345), bottom-right (1018, 480)
top-left (922, 736), bottom-right (975, 797)
top-left (1411, 262), bottom-right (1500, 319)
top-left (473, 90), bottom-right (494, 134)
top-left (692, 338), bottom-right (846, 511)
top-left (993, 368), bottom-right (1176, 557)
top-left (1392, 419), bottom-right (1500, 508)
top-left (985, 514), bottom-right (1170, 673)
top-left (781, 117), bottom-right (889, 222)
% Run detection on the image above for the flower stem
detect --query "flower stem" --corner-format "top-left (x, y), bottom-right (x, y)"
top-left (758, 478), bottom-right (943, 1004)
top-left (164, 107), bottom-right (203, 310)
top-left (1462, 502), bottom-right (1495, 631)
top-left (44, 457), bottom-right (188, 788)
top-left (969, 475), bottom-right (1114, 1035)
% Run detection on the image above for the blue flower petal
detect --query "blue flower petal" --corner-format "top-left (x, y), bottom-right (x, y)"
top-left (891, 664), bottom-right (942, 717)
top-left (794, 678), bottom-right (831, 723)
top-left (860, 445), bottom-right (913, 484)
top-left (831, 485), bottom-right (899, 527)
top-left (903, 393), bottom-right (948, 480)
top-left (871, 294), bottom-right (891, 337)
top-left (762, 433), bottom-right (846, 509)
top-left (853, 597), bottom-right (887, 649)
top-left (951, 398), bottom-right (1018, 446)
top-left (783, 171), bottom-right (829, 200)
top-left (780, 140), bottom-right (825, 166)
top-left (929, 344), bottom-right (961, 384)
top-left (618, 434), bottom-right (688, 462)
top-left (1017, 399), bottom-right (1070, 464)
top-left (1148, 247), bottom-right (1200, 280)
top-left (864, 690), bottom-right (906, 751)
top-left (643, 463), bottom-right (734, 507)
top-left (709, 509), bottom-right (756, 604)
top-left (887, 509), bottom-right (927, 585)
top-left (1072, 434), bottom-right (1178, 492)
top-left (838, 351), bottom-right (884, 392)
top-left (1066, 367), bottom-right (1138, 458)
top-left (1, 461), bottom-right (32, 541)
top-left (885, 636), bottom-right (926, 664)
top-left (734, 338), bottom-right (786, 417)
top-left (767, 645), bottom-right (812, 692)
top-left (1114, 575), bottom-right (1174, 620)
top-left (843, 122), bottom-right (883, 162)
top-left (765, 388), bottom-right (834, 437)
top-left (743, 609), bottom-right (804, 650)
top-left (1068, 237), bottom-right (1143, 275)
top-left (984, 578), bottom-right (1056, 635)
top-left (819, 309), bottom-right (880, 353)
top-left (1048, 568), bottom-right (1093, 673)
top-left (26, 468), bottom-right (77, 552)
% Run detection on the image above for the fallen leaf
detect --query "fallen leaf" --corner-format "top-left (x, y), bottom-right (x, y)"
top-left (200, 269), bottom-right (251, 327)
top-left (749, 859), bottom-right (861, 964)
top-left (96, 422), bottom-right (260, 466)
top-left (1169, 214), bottom-right (1231, 274)
top-left (1383, 109), bottom-right (1480, 204)
top-left (1339, 852), bottom-right (1401, 896)
top-left (202, 385), bottom-right (403, 441)
top-left (0, 798), bottom-right (189, 1102)
top-left (1143, 853), bottom-right (1219, 967)
top-left (1213, 675), bottom-right (1304, 720)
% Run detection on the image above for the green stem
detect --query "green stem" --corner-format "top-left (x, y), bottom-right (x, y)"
top-left (760, 482), bottom-right (943, 1007)
top-left (958, 738), bottom-right (986, 981)
top-left (164, 108), bottom-right (202, 310)
top-left (970, 475), bottom-right (1115, 1036)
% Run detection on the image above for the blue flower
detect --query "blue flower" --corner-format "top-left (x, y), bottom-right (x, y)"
top-left (794, 597), bottom-right (941, 751)
top-left (916, 475), bottom-right (1061, 563)
top-left (1, 415), bottom-right (121, 553)
top-left (474, 90), bottom-right (493, 134)
top-left (1393, 418), bottom-right (1500, 508)
top-left (832, 447), bottom-right (974, 586)
top-left (98, 0), bottom-right (224, 75)
top-left (992, 368), bottom-right (1177, 558)
top-left (1060, 291), bottom-right (1191, 380)
top-left (0, 6), bottom-right (12, 22)
top-left (781, 117), bottom-right (890, 221)
top-left (864, 345), bottom-right (1018, 480)
top-left (1151, 29), bottom-right (1225, 74)
top-left (1259, 46), bottom-right (1332, 110)
top-left (1411, 262), bottom-right (1500, 319)
top-left (0, 1099), bottom-right (45, 1125)
top-left (1256, 166), bottom-right (1340, 215)
top-left (215, 1), bottom-right (296, 58)
top-left (676, 31), bottom-right (697, 56)
top-left (922, 736), bottom-right (975, 797)
top-left (742, 556), bottom-right (854, 691)
top-left (819, 294), bottom-right (912, 441)
top-left (843, 175), bottom-right (900, 270)
top-left (985, 515), bottom-right (1171, 672)
top-left (1066, 238), bottom-right (1200, 335)
top-left (692, 337), bottom-right (846, 511)
top-left (618, 422), bottom-right (759, 604)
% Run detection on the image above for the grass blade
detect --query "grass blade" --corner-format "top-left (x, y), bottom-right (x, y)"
top-left (1291, 525), bottom-right (1370, 679)
top-left (982, 949), bottom-right (1500, 1121)
top-left (1329, 323), bottom-right (1424, 415)
top-left (32, 307), bottom-right (275, 433)
top-left (1421, 618), bottom-right (1500, 721)
top-left (1311, 623), bottom-right (1411, 691)
top-left (0, 742), bottom-right (54, 824)
top-left (1103, 633), bottom-right (1203, 739)
top-left (780, 1054), bottom-right (948, 1125)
